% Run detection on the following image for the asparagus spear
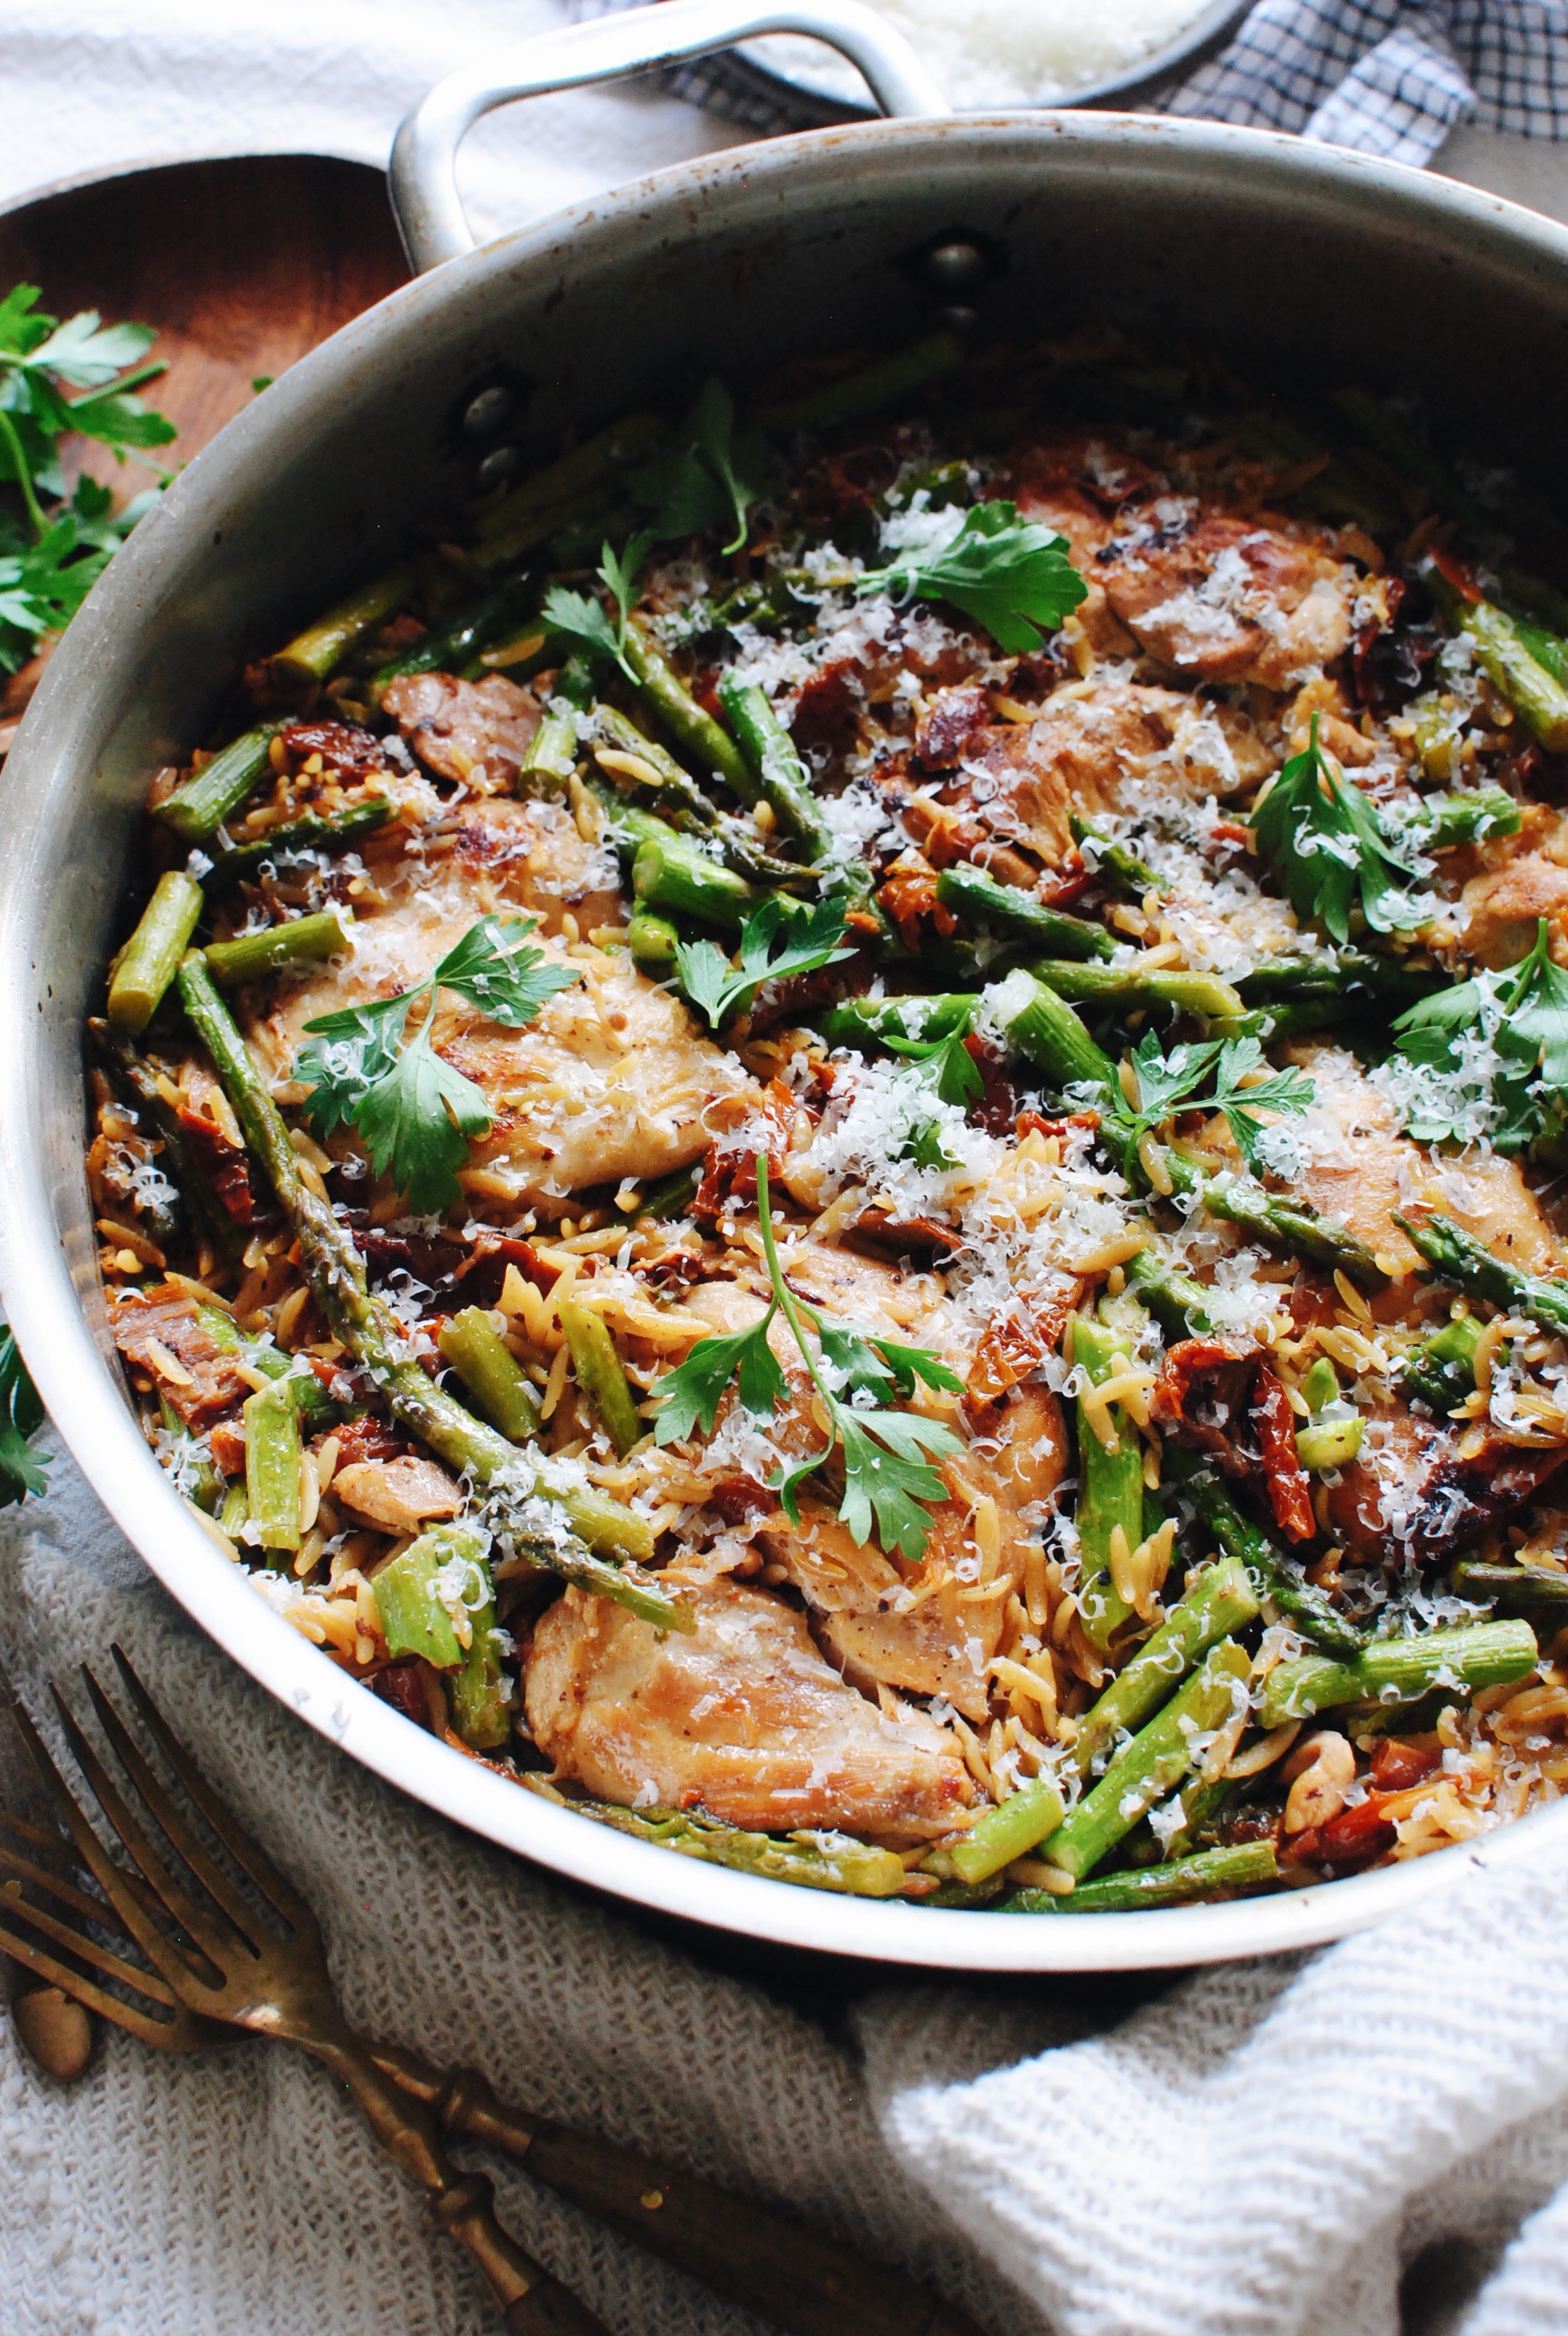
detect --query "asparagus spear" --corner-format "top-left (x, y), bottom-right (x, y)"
top-left (1394, 1209), bottom-right (1568, 1337)
top-left (98, 1028), bottom-right (244, 1263)
top-left (1257, 1618), bottom-right (1538, 1726)
top-left (106, 871), bottom-right (205, 1034)
top-left (755, 331), bottom-right (964, 439)
top-left (628, 1166), bottom-right (699, 1222)
top-left (984, 970), bottom-right (1119, 1093)
top-left (715, 674), bottom-right (833, 860)
top-left (597, 706), bottom-right (816, 886)
top-left (1236, 949), bottom-right (1443, 1012)
top-left (1124, 1245), bottom-right (1216, 1338)
top-left (1029, 958), bottom-right (1247, 1024)
top-left (473, 412), bottom-right (667, 571)
top-left (243, 1377), bottom-right (302, 1553)
top-left (154, 722), bottom-right (284, 845)
top-left (522, 1775), bottom-right (907, 1896)
top-left (518, 653), bottom-right (594, 790)
top-left (202, 910), bottom-right (350, 988)
top-left (197, 1304), bottom-right (338, 1429)
top-left (559, 1299), bottom-right (644, 1457)
top-left (173, 954), bottom-right (685, 1627)
top-left (628, 907), bottom-right (680, 978)
top-left (935, 865), bottom-right (1116, 962)
top-left (1400, 1309), bottom-right (1485, 1412)
top-left (1161, 1445), bottom-right (1365, 1657)
top-left (1451, 1559), bottom-right (1568, 1615)
top-left (270, 560), bottom-right (424, 686)
top-left (1170, 1153), bottom-right (1387, 1290)
top-left (1034, 1641), bottom-right (1253, 1880)
top-left (1004, 1839), bottom-right (1278, 1913)
top-left (1429, 576), bottom-right (1568, 753)
top-left (1071, 1555), bottom-right (1259, 1775)
top-left (373, 1521), bottom-right (511, 1749)
top-left (939, 1777), bottom-right (1067, 1886)
top-left (202, 799), bottom-right (391, 890)
top-left (437, 1308), bottom-right (541, 1443)
top-left (632, 836), bottom-right (759, 932)
top-left (1073, 1312), bottom-right (1145, 1649)
top-left (1070, 814), bottom-right (1174, 900)
top-left (623, 618), bottom-right (753, 797)
top-left (370, 576), bottom-right (540, 694)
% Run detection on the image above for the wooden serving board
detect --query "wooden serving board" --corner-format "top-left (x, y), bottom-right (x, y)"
top-left (0, 152), bottom-right (410, 732)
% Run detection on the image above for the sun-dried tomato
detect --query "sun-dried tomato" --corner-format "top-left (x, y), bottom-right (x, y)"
top-left (177, 1107), bottom-right (262, 1224)
top-left (963, 1035), bottom-right (1019, 1137)
top-left (915, 685), bottom-right (990, 769)
top-left (693, 1082), bottom-right (799, 1225)
top-left (1369, 1737), bottom-right (1441, 1792)
top-left (1152, 1338), bottom-right (1315, 1544)
top-left (1016, 1109), bottom-right (1101, 1145)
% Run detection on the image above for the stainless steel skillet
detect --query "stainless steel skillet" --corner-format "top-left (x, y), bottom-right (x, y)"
top-left (4, 0), bottom-right (1568, 1972)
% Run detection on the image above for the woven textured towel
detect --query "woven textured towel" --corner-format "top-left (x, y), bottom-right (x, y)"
top-left (11, 1452), bottom-right (1568, 2335)
top-left (573, 0), bottom-right (1568, 171)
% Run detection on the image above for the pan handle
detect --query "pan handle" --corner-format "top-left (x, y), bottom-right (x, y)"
top-left (390, 0), bottom-right (952, 273)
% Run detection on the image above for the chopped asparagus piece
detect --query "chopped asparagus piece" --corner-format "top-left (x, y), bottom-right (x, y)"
top-left (521, 1776), bottom-right (908, 1896)
top-left (560, 1299), bottom-right (644, 1457)
top-left (1072, 1312), bottom-right (1145, 1649)
top-left (243, 1377), bottom-right (301, 1553)
top-left (202, 910), bottom-right (349, 987)
top-left (1036, 1641), bottom-right (1253, 1880)
top-left (437, 1308), bottom-right (541, 1443)
top-left (1072, 1556), bottom-right (1259, 1775)
top-left (935, 865), bottom-right (1116, 962)
top-left (755, 331), bottom-right (963, 438)
top-left (1005, 1840), bottom-right (1278, 1913)
top-left (271, 560), bottom-right (424, 683)
top-left (1161, 1445), bottom-right (1365, 1657)
top-left (945, 1778), bottom-right (1067, 1885)
top-left (106, 871), bottom-right (204, 1034)
top-left (1257, 1618), bottom-right (1538, 1726)
top-left (154, 723), bottom-right (282, 845)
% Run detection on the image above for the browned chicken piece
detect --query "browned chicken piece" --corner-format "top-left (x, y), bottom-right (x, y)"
top-left (332, 1455), bottom-right (461, 1533)
top-left (1324, 1408), bottom-right (1568, 1566)
top-left (381, 671), bottom-right (543, 794)
top-left (1014, 483), bottom-right (1138, 659)
top-left (671, 1237), bottom-right (1068, 1720)
top-left (1460, 852), bottom-right (1568, 970)
top-left (253, 882), bottom-right (755, 1205)
top-left (951, 681), bottom-right (1270, 867)
top-left (1099, 511), bottom-right (1353, 689)
top-left (1268, 1046), bottom-right (1560, 1308)
top-left (524, 1580), bottom-right (974, 1838)
top-left (109, 1287), bottom-right (249, 1431)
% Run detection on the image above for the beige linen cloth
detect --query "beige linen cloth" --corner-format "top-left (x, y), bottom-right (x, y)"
top-left (8, 1449), bottom-right (1568, 2336)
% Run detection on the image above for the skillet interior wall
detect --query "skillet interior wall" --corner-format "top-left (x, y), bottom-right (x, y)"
top-left (21, 115), bottom-right (1568, 1345)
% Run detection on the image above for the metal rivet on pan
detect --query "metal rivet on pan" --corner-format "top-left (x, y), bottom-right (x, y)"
top-left (473, 444), bottom-right (523, 492)
top-left (925, 240), bottom-right (986, 293)
top-left (462, 385), bottom-right (519, 440)
top-left (934, 304), bottom-right (978, 335)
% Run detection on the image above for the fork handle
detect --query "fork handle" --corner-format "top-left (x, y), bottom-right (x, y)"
top-left (321, 2035), bottom-right (612, 2336)
top-left (377, 2048), bottom-right (984, 2336)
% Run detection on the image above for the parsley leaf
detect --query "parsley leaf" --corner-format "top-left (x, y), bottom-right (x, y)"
top-left (653, 1316), bottom-right (787, 1445)
top-left (652, 1157), bottom-right (963, 1561)
top-left (856, 500), bottom-right (1087, 654)
top-left (1108, 1032), bottom-right (1314, 1176)
top-left (0, 1324), bottom-right (48, 1508)
top-left (875, 1007), bottom-right (985, 1167)
top-left (675, 895), bottom-right (853, 1028)
top-left (540, 532), bottom-right (652, 684)
top-left (295, 915), bottom-right (579, 1212)
top-left (0, 282), bottom-right (175, 672)
top-left (1250, 715), bottom-right (1433, 944)
top-left (1389, 917), bottom-right (1568, 1152)
top-left (630, 378), bottom-right (779, 557)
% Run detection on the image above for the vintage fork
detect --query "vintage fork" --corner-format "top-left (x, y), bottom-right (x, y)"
top-left (0, 1650), bottom-right (981, 2336)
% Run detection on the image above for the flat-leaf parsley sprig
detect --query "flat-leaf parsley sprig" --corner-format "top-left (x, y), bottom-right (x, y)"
top-left (855, 500), bottom-right (1086, 654)
top-left (1249, 714), bottom-right (1435, 944)
top-left (1387, 916), bottom-right (1568, 1152)
top-left (294, 914), bottom-right (579, 1213)
top-left (874, 1004), bottom-right (985, 1170)
top-left (630, 378), bottom-right (779, 557)
top-left (0, 1322), bottom-right (48, 1508)
top-left (1, 282), bottom-right (177, 675)
top-left (676, 895), bottom-right (854, 1028)
top-left (540, 532), bottom-right (653, 685)
top-left (1108, 1032), bottom-right (1316, 1178)
top-left (653, 1155), bottom-right (965, 1561)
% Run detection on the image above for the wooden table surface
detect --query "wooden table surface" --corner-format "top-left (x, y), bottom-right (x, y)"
top-left (0, 152), bottom-right (410, 733)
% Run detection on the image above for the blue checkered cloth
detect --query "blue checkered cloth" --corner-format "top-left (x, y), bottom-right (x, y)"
top-left (571, 0), bottom-right (1568, 168)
